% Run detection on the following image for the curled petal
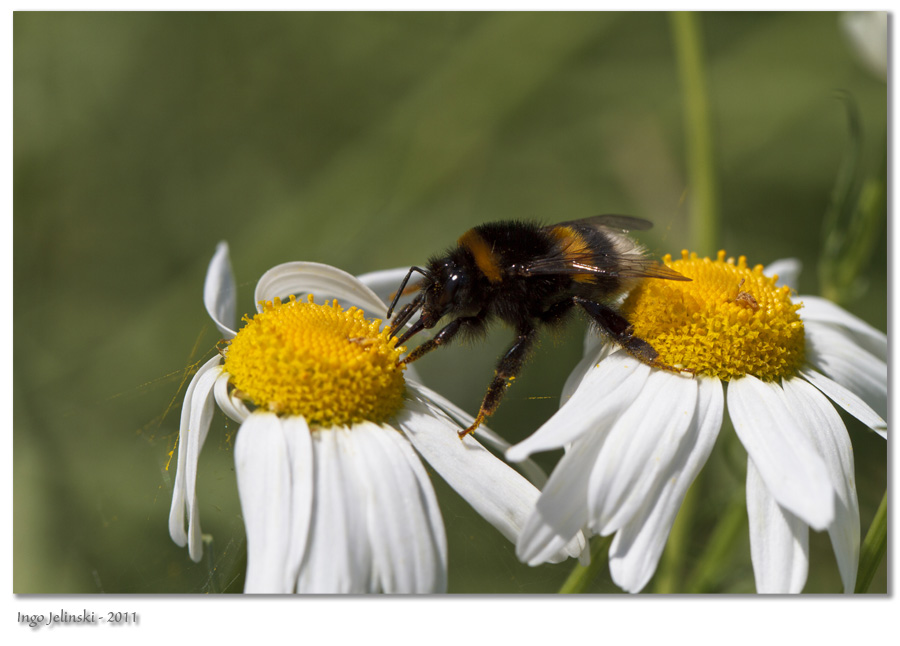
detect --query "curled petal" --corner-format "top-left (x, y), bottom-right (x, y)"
top-left (357, 267), bottom-right (422, 313)
top-left (255, 261), bottom-right (387, 320)
top-left (204, 241), bottom-right (238, 338)
top-left (213, 371), bottom-right (251, 423)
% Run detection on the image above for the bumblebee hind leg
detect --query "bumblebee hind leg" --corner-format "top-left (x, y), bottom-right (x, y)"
top-left (574, 296), bottom-right (684, 372)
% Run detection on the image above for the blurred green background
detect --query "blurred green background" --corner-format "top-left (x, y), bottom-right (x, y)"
top-left (14, 11), bottom-right (886, 594)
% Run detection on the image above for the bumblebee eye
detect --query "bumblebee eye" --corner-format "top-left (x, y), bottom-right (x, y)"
top-left (439, 272), bottom-right (466, 309)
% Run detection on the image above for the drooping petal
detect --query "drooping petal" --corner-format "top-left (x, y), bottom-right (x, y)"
top-left (348, 423), bottom-right (446, 593)
top-left (727, 376), bottom-right (834, 531)
top-left (280, 416), bottom-right (315, 594)
top-left (254, 261), bottom-right (387, 320)
top-left (396, 388), bottom-right (584, 562)
top-left (168, 355), bottom-right (221, 553)
top-left (588, 370), bottom-right (699, 536)
top-left (804, 321), bottom-right (887, 423)
top-left (234, 413), bottom-right (293, 593)
top-left (781, 377), bottom-right (860, 593)
top-left (204, 241), bottom-right (238, 338)
top-left (798, 295), bottom-right (887, 358)
top-left (183, 358), bottom-right (221, 562)
top-left (507, 352), bottom-right (651, 462)
top-left (608, 376), bottom-right (724, 593)
top-left (295, 428), bottom-right (373, 593)
top-left (746, 458), bottom-right (809, 593)
top-left (800, 368), bottom-right (886, 438)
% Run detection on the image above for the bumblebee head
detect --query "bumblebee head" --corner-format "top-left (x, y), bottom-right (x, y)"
top-left (420, 258), bottom-right (470, 328)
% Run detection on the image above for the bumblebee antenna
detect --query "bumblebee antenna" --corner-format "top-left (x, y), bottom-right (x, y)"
top-left (386, 266), bottom-right (431, 319)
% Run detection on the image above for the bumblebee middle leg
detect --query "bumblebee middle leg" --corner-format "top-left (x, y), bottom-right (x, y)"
top-left (462, 324), bottom-right (538, 438)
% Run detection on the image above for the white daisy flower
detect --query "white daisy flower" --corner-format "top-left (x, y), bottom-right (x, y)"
top-left (507, 250), bottom-right (886, 593)
top-left (168, 242), bottom-right (583, 594)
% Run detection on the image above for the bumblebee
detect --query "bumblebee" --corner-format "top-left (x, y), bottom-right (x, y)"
top-left (386, 215), bottom-right (689, 437)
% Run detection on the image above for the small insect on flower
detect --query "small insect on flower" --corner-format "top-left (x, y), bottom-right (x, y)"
top-left (386, 215), bottom-right (690, 437)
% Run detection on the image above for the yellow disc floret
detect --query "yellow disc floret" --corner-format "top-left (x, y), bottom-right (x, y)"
top-left (621, 250), bottom-right (805, 381)
top-left (223, 295), bottom-right (406, 427)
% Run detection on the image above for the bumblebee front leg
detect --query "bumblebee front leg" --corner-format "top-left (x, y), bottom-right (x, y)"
top-left (462, 324), bottom-right (538, 438)
top-left (400, 311), bottom-right (487, 365)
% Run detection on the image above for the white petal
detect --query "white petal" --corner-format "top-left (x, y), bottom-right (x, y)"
top-left (801, 368), bottom-right (886, 438)
top-left (781, 377), bottom-right (860, 593)
top-left (385, 426), bottom-right (449, 590)
top-left (396, 390), bottom-right (583, 561)
top-left (588, 370), bottom-right (698, 535)
top-left (407, 381), bottom-right (548, 488)
top-left (727, 376), bottom-right (834, 531)
top-left (349, 423), bottom-right (446, 593)
top-left (560, 341), bottom-right (615, 403)
top-left (798, 295), bottom-right (887, 358)
top-left (212, 371), bottom-right (250, 423)
top-left (764, 258), bottom-right (802, 291)
top-left (203, 241), bottom-right (238, 338)
top-left (507, 352), bottom-right (651, 462)
top-left (254, 261), bottom-right (388, 320)
top-left (234, 413), bottom-right (293, 593)
top-left (608, 377), bottom-right (724, 593)
top-left (804, 321), bottom-right (887, 424)
top-left (168, 355), bottom-right (221, 553)
top-left (357, 266), bottom-right (421, 313)
top-left (183, 358), bottom-right (221, 562)
top-left (296, 429), bottom-right (373, 593)
top-left (280, 416), bottom-right (315, 594)
top-left (516, 431), bottom-right (600, 566)
top-left (747, 458), bottom-right (809, 593)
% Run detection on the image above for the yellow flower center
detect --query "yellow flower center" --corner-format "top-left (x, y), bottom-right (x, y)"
top-left (223, 295), bottom-right (406, 427)
top-left (621, 250), bottom-right (805, 381)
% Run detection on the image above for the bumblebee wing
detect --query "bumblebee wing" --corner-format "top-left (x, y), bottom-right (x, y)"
top-left (524, 217), bottom-right (687, 281)
top-left (551, 214), bottom-right (654, 232)
top-left (520, 250), bottom-right (689, 281)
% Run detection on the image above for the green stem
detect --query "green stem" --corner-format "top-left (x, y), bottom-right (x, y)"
top-left (670, 11), bottom-right (719, 256)
top-left (558, 534), bottom-right (613, 593)
top-left (855, 490), bottom-right (887, 593)
top-left (684, 489), bottom-right (747, 593)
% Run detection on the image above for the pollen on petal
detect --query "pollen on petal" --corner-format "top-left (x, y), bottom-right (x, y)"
top-left (621, 250), bottom-right (805, 381)
top-left (223, 295), bottom-right (406, 427)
